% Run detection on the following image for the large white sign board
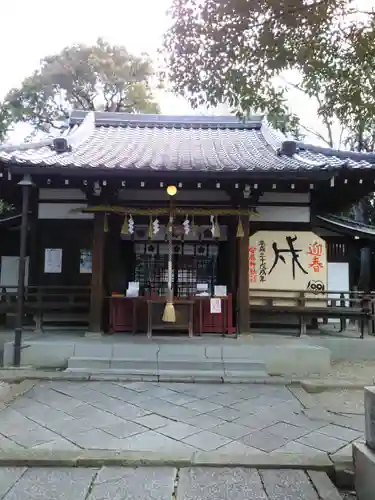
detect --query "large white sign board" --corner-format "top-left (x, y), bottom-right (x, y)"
top-left (249, 231), bottom-right (328, 306)
top-left (0, 256), bottom-right (29, 292)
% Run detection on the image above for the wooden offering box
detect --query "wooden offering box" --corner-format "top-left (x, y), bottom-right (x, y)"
top-left (108, 296), bottom-right (147, 333)
top-left (195, 293), bottom-right (234, 335)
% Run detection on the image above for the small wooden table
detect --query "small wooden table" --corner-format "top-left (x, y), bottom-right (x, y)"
top-left (146, 299), bottom-right (194, 338)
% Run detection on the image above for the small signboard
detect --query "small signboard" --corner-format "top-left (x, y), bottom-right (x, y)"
top-left (214, 285), bottom-right (227, 297)
top-left (210, 298), bottom-right (222, 314)
top-left (44, 248), bottom-right (62, 274)
top-left (79, 250), bottom-right (92, 274)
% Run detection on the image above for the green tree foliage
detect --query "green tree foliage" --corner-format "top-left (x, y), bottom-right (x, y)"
top-left (164, 0), bottom-right (375, 289)
top-left (2, 38), bottom-right (159, 135)
top-left (163, 0), bottom-right (375, 135)
top-left (0, 105), bottom-right (13, 142)
top-left (163, 0), bottom-right (344, 114)
top-left (0, 199), bottom-right (14, 215)
top-left (267, 111), bottom-right (304, 140)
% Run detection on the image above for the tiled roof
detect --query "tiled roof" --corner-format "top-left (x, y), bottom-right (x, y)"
top-left (0, 111), bottom-right (374, 173)
top-left (317, 214), bottom-right (375, 239)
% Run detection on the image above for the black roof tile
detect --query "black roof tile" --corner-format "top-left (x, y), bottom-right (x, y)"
top-left (0, 111), bottom-right (373, 174)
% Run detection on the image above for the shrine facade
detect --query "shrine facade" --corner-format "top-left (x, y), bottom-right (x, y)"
top-left (0, 110), bottom-right (374, 338)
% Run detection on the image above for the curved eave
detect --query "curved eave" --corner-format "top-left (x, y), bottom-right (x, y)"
top-left (2, 162), bottom-right (337, 180)
top-left (316, 214), bottom-right (375, 240)
top-left (296, 141), bottom-right (375, 164)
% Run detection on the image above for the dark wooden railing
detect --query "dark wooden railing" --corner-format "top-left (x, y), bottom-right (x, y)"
top-left (0, 286), bottom-right (91, 330)
top-left (249, 288), bottom-right (375, 338)
top-left (0, 285), bottom-right (373, 337)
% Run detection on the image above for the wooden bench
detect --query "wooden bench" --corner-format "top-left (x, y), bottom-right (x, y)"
top-left (0, 286), bottom-right (90, 331)
top-left (249, 290), bottom-right (374, 338)
top-left (29, 287), bottom-right (90, 331)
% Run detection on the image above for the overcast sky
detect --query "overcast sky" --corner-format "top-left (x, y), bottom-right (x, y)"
top-left (0, 0), bottom-right (350, 145)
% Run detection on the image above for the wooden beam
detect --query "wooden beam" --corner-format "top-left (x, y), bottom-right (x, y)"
top-left (88, 213), bottom-right (106, 333)
top-left (237, 215), bottom-right (250, 334)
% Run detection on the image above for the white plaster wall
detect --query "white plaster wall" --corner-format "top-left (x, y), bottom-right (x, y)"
top-left (38, 203), bottom-right (93, 220)
top-left (117, 189), bottom-right (230, 202)
top-left (38, 202), bottom-right (309, 223)
top-left (39, 189), bottom-right (86, 200)
top-left (36, 189), bottom-right (310, 223)
top-left (117, 189), bottom-right (309, 204)
top-left (251, 205), bottom-right (310, 223)
top-left (258, 192), bottom-right (310, 204)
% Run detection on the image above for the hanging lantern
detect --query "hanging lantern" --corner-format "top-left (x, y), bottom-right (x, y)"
top-left (236, 216), bottom-right (244, 238)
top-left (120, 215), bottom-right (128, 235)
top-left (104, 214), bottom-right (109, 233)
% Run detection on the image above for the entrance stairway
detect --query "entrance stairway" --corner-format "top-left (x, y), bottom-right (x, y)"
top-left (64, 337), bottom-right (331, 379)
top-left (66, 356), bottom-right (269, 380)
top-left (2, 333), bottom-right (332, 376)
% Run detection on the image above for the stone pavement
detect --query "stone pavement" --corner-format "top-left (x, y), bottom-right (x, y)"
top-left (0, 466), bottom-right (345, 499)
top-left (0, 381), bottom-right (365, 458)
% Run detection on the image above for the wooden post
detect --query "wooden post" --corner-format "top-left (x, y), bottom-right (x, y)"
top-left (88, 213), bottom-right (106, 334)
top-left (237, 215), bottom-right (250, 334)
top-left (14, 178), bottom-right (33, 366)
top-left (28, 189), bottom-right (39, 287)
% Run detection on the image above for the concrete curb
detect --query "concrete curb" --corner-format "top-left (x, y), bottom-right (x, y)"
top-left (0, 369), bottom-right (293, 385)
top-left (0, 450), bottom-right (334, 470)
top-left (0, 369), bottom-right (372, 391)
top-left (301, 379), bottom-right (374, 393)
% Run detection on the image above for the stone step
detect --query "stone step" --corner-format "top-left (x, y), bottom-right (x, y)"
top-left (66, 356), bottom-right (268, 378)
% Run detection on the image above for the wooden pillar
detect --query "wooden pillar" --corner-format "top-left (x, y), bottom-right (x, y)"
top-left (237, 215), bottom-right (250, 334)
top-left (88, 213), bottom-right (106, 334)
top-left (28, 189), bottom-right (39, 286)
top-left (14, 178), bottom-right (32, 366)
top-left (227, 218), bottom-right (237, 296)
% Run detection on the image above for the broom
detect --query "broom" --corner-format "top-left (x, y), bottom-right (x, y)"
top-left (162, 214), bottom-right (176, 322)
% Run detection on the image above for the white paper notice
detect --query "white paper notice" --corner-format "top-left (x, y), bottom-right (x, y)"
top-left (210, 298), bottom-right (222, 314)
top-left (197, 283), bottom-right (208, 292)
top-left (214, 285), bottom-right (227, 297)
top-left (44, 248), bottom-right (62, 273)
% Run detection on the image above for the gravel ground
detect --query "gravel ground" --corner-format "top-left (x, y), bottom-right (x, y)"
top-left (300, 360), bottom-right (375, 381)
top-left (304, 388), bottom-right (365, 414)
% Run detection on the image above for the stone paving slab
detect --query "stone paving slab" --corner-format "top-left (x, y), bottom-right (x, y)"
top-left (0, 381), bottom-right (364, 461)
top-left (0, 467), bottom-right (345, 499)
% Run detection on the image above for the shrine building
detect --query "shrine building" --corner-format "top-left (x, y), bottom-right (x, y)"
top-left (0, 110), bottom-right (374, 340)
